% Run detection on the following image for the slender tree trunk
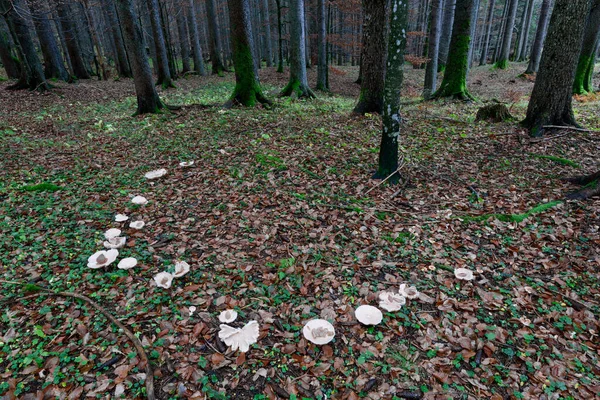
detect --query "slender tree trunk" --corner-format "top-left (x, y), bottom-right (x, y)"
top-left (262, 0), bottom-right (273, 66)
top-left (73, 1), bottom-right (96, 74)
top-left (57, 1), bottom-right (91, 79)
top-left (353, 0), bottom-right (386, 114)
top-left (177, 7), bottom-right (191, 73)
top-left (104, 0), bottom-right (133, 77)
top-left (316, 0), bottom-right (329, 90)
top-left (424, 0), bottom-right (443, 98)
top-left (376, 0), bottom-right (408, 181)
top-left (516, 0), bottom-right (534, 61)
top-left (479, 0), bottom-right (495, 65)
top-left (0, 18), bottom-right (21, 79)
top-left (494, 0), bottom-right (518, 68)
top-left (438, 0), bottom-right (456, 71)
top-left (275, 0), bottom-right (284, 72)
top-left (188, 0), bottom-right (206, 75)
top-left (226, 0), bottom-right (271, 106)
top-left (146, 0), bottom-right (174, 87)
top-left (573, 0), bottom-right (600, 95)
top-left (158, 0), bottom-right (177, 76)
top-left (466, 0), bottom-right (480, 68)
top-left (432, 0), bottom-right (475, 100)
top-left (206, 0), bottom-right (226, 73)
top-left (281, 0), bottom-right (315, 97)
top-left (83, 0), bottom-right (109, 80)
top-left (114, 0), bottom-right (165, 114)
top-left (522, 0), bottom-right (591, 137)
top-left (524, 0), bottom-right (551, 74)
top-left (29, 1), bottom-right (69, 81)
top-left (493, 0), bottom-right (508, 62)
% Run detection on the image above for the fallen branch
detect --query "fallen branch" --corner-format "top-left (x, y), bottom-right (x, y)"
top-left (365, 158), bottom-right (406, 195)
top-left (542, 125), bottom-right (593, 133)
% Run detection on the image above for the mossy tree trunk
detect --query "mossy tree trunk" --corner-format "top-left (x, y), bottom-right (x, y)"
top-left (353, 0), bottom-right (386, 113)
top-left (522, 0), bottom-right (590, 137)
top-left (432, 0), bottom-right (475, 100)
top-left (206, 0), bottom-right (226, 74)
top-left (226, 0), bottom-right (271, 107)
top-left (573, 0), bottom-right (600, 95)
top-left (146, 0), bottom-right (174, 87)
top-left (524, 0), bottom-right (552, 75)
top-left (375, 0), bottom-right (408, 181)
top-left (423, 0), bottom-right (443, 99)
top-left (494, 0), bottom-right (518, 69)
top-left (281, 0), bottom-right (315, 98)
top-left (115, 0), bottom-right (165, 114)
top-left (316, 0), bottom-right (329, 90)
top-left (0, 18), bottom-right (21, 79)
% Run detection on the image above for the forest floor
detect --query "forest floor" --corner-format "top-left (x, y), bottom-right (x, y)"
top-left (0, 63), bottom-right (599, 400)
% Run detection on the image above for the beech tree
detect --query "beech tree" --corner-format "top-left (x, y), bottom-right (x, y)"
top-left (423, 0), bottom-right (443, 99)
top-left (316, 0), bottom-right (329, 90)
top-left (522, 0), bottom-right (591, 137)
top-left (524, 0), bottom-right (552, 74)
top-left (573, 0), bottom-right (600, 95)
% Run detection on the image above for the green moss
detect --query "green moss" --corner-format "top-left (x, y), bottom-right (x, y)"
top-left (433, 34), bottom-right (475, 100)
top-left (229, 43), bottom-right (268, 106)
top-left (21, 183), bottom-right (62, 192)
top-left (460, 200), bottom-right (563, 223)
top-left (529, 154), bottom-right (580, 168)
top-left (494, 59), bottom-right (508, 70)
top-left (573, 55), bottom-right (594, 95)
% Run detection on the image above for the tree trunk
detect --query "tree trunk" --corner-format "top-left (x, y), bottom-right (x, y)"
top-left (0, 17), bottom-right (21, 79)
top-left (188, 0), bottom-right (206, 75)
top-left (206, 0), bottom-right (226, 74)
top-left (573, 0), bottom-right (600, 95)
top-left (516, 0), bottom-right (534, 61)
top-left (494, 0), bottom-right (518, 69)
top-left (433, 0), bottom-right (475, 100)
top-left (226, 0), bottom-right (271, 106)
top-left (376, 0), bottom-right (408, 181)
top-left (177, 6), bottom-right (191, 73)
top-left (524, 0), bottom-right (551, 74)
top-left (438, 0), bottom-right (456, 71)
top-left (423, 0), bottom-right (443, 99)
top-left (146, 0), bottom-right (174, 87)
top-left (262, 0), bottom-right (273, 67)
top-left (522, 0), bottom-right (590, 137)
top-left (281, 0), bottom-right (315, 98)
top-left (353, 0), bottom-right (386, 114)
top-left (82, 0), bottom-right (109, 80)
top-left (30, 0), bottom-right (69, 81)
top-left (114, 0), bottom-right (165, 114)
top-left (493, 0), bottom-right (508, 62)
top-left (275, 0), bottom-right (284, 72)
top-left (479, 0), bottom-right (495, 65)
top-left (73, 1), bottom-right (97, 74)
top-left (466, 0), bottom-right (480, 68)
top-left (56, 1), bottom-right (91, 79)
top-left (104, 0), bottom-right (133, 77)
top-left (316, 0), bottom-right (329, 90)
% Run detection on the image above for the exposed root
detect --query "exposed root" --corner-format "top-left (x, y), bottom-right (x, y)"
top-left (563, 171), bottom-right (600, 200)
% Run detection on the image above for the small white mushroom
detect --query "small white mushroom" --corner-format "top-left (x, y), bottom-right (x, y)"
top-left (104, 228), bottom-right (122, 240)
top-left (173, 261), bottom-right (190, 278)
top-left (179, 161), bottom-right (194, 167)
top-left (115, 214), bottom-right (129, 222)
top-left (454, 268), bottom-right (474, 281)
top-left (117, 257), bottom-right (137, 270)
top-left (218, 309), bottom-right (238, 323)
top-left (129, 220), bottom-right (145, 229)
top-left (131, 196), bottom-right (148, 205)
top-left (378, 291), bottom-right (406, 312)
top-left (355, 305), bottom-right (383, 326)
top-left (154, 272), bottom-right (174, 289)
top-left (218, 320), bottom-right (259, 353)
top-left (189, 306), bottom-right (197, 316)
top-left (399, 284), bottom-right (419, 299)
top-left (302, 319), bottom-right (335, 345)
top-left (103, 236), bottom-right (126, 249)
top-left (87, 249), bottom-right (119, 269)
top-left (144, 169), bottom-right (167, 179)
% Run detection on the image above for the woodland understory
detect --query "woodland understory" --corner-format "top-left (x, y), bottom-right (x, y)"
top-left (1, 64), bottom-right (600, 399)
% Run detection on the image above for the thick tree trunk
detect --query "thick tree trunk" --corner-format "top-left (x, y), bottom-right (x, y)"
top-left (188, 0), bottom-right (206, 75)
top-left (522, 0), bottom-right (590, 137)
top-left (316, 0), bottom-right (329, 90)
top-left (479, 0), bottom-right (495, 65)
top-left (438, 0), bottom-right (456, 71)
top-left (262, 0), bottom-right (273, 67)
top-left (524, 0), bottom-right (551, 74)
top-left (516, 0), bottom-right (534, 61)
top-left (433, 0), bottom-right (475, 100)
top-left (177, 7), bottom-right (191, 73)
top-left (226, 0), bottom-right (271, 106)
top-left (494, 0), bottom-right (518, 69)
top-left (0, 18), bottom-right (21, 79)
top-left (281, 0), bottom-right (315, 98)
top-left (146, 0), bottom-right (174, 87)
top-left (57, 1), bottom-right (91, 79)
top-left (376, 0), bottom-right (408, 181)
top-left (206, 0), bottom-right (226, 74)
top-left (30, 1), bottom-right (69, 81)
top-left (573, 0), bottom-right (600, 95)
top-left (353, 0), bottom-right (386, 114)
top-left (114, 0), bottom-right (164, 114)
top-left (423, 0), bottom-right (443, 99)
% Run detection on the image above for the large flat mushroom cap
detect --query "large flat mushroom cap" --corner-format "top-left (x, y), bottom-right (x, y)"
top-left (303, 319), bottom-right (336, 345)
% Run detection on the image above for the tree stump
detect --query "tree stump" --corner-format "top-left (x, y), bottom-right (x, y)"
top-left (475, 103), bottom-right (513, 122)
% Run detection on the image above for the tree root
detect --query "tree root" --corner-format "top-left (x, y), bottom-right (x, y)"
top-left (562, 171), bottom-right (600, 200)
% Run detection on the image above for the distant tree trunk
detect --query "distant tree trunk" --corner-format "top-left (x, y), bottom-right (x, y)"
top-left (56, 1), bottom-right (91, 79)
top-left (281, 0), bottom-right (315, 98)
top-left (104, 0), bottom-right (133, 78)
top-left (494, 0), bottom-right (518, 69)
top-left (524, 0), bottom-right (551, 74)
top-left (522, 0), bottom-right (591, 137)
top-left (316, 0), bottom-right (329, 90)
top-left (493, 0), bottom-right (508, 62)
top-left (0, 18), bottom-right (21, 79)
top-left (177, 7), bottom-right (191, 73)
top-left (423, 0), bottom-right (443, 99)
top-left (159, 0), bottom-right (177, 75)
top-left (353, 0), bottom-right (386, 114)
top-left (466, 0), bottom-right (480, 68)
top-left (30, 1), bottom-right (69, 81)
top-left (82, 0), bottom-right (109, 80)
top-left (516, 0), bottom-right (534, 61)
top-left (73, 1), bottom-right (96, 74)
top-left (479, 0), bottom-right (495, 65)
top-left (262, 0), bottom-right (273, 67)
top-left (573, 0), bottom-right (600, 95)
top-left (275, 0), bottom-right (284, 72)
top-left (146, 0), bottom-right (174, 87)
top-left (226, 0), bottom-right (271, 106)
top-left (206, 0), bottom-right (226, 74)
top-left (438, 0), bottom-right (456, 71)
top-left (0, 0), bottom-right (49, 90)
top-left (376, 0), bottom-right (408, 181)
top-left (188, 0), bottom-right (206, 75)
top-left (114, 0), bottom-right (165, 114)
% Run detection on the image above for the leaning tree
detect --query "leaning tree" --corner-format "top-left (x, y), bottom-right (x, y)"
top-left (573, 0), bottom-right (600, 95)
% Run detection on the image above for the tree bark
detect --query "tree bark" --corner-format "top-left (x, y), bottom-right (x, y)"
top-left (438, 0), bottom-right (456, 71)
top-left (516, 0), bottom-right (534, 61)
top-left (494, 0), bottom-right (518, 69)
top-left (188, 0), bottom-right (206, 75)
top-left (103, 0), bottom-right (133, 77)
top-left (316, 0), bottom-right (329, 90)
top-left (30, 0), bottom-right (69, 81)
top-left (353, 0), bottom-right (386, 114)
top-left (524, 0), bottom-right (551, 74)
top-left (479, 0), bottom-right (495, 65)
top-left (0, 17), bottom-right (21, 79)
top-left (177, 6), bottom-right (191, 73)
top-left (146, 0), bottom-right (174, 87)
top-left (522, 0), bottom-right (591, 137)
top-left (573, 0), bottom-right (600, 95)
top-left (206, 0), bottom-right (226, 74)
top-left (275, 0), bottom-right (284, 72)
top-left (423, 0), bottom-right (443, 98)
top-left (57, 1), bottom-right (91, 79)
top-left (262, 0), bottom-right (273, 67)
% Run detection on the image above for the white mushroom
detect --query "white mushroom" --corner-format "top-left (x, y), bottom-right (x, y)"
top-left (144, 169), bottom-right (167, 179)
top-left (218, 309), bottom-right (238, 323)
top-left (154, 272), bottom-right (174, 289)
top-left (399, 284), bottom-right (419, 299)
top-left (189, 306), bottom-right (197, 316)
top-left (302, 319), bottom-right (335, 345)
top-left (454, 268), bottom-right (474, 281)
top-left (117, 257), bottom-right (137, 270)
top-left (115, 214), bottom-right (129, 222)
top-left (218, 320), bottom-right (259, 353)
top-left (87, 249), bottom-right (119, 269)
top-left (173, 261), bottom-right (190, 278)
top-left (179, 161), bottom-right (194, 167)
top-left (129, 220), bottom-right (145, 229)
top-left (131, 196), bottom-right (148, 205)
top-left (378, 291), bottom-right (406, 312)
top-left (104, 228), bottom-right (122, 240)
top-left (103, 236), bottom-right (126, 249)
top-left (355, 305), bottom-right (383, 326)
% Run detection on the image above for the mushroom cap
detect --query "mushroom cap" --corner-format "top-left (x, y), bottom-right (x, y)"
top-left (399, 284), bottom-right (420, 299)
top-left (218, 320), bottom-right (259, 353)
top-left (87, 249), bottom-right (119, 269)
top-left (173, 261), bottom-right (190, 278)
top-left (218, 309), bottom-right (238, 323)
top-left (131, 196), bottom-right (148, 205)
top-left (105, 228), bottom-right (122, 240)
top-left (103, 236), bottom-right (126, 249)
top-left (189, 306), bottom-right (197, 314)
top-left (117, 257), bottom-right (137, 270)
top-left (378, 291), bottom-right (406, 312)
top-left (454, 268), bottom-right (474, 281)
top-left (115, 214), bottom-right (129, 222)
top-left (355, 305), bottom-right (383, 325)
top-left (302, 319), bottom-right (335, 345)
top-left (129, 220), bottom-right (145, 229)
top-left (154, 272), bottom-right (174, 288)
top-left (179, 161), bottom-right (194, 167)
top-left (144, 168), bottom-right (167, 179)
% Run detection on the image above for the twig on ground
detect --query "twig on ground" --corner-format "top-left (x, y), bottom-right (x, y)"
top-left (365, 160), bottom-right (405, 195)
top-left (542, 125), bottom-right (594, 133)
